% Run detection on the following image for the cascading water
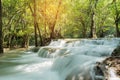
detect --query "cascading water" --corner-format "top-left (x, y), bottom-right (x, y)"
top-left (0, 38), bottom-right (120, 80)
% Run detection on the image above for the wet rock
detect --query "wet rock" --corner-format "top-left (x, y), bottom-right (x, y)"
top-left (28, 47), bottom-right (40, 52)
top-left (111, 46), bottom-right (120, 56)
top-left (97, 57), bottom-right (120, 80)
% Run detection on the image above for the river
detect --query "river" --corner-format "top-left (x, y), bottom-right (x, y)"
top-left (0, 38), bottom-right (120, 80)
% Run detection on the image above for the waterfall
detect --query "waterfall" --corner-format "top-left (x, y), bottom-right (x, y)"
top-left (0, 38), bottom-right (120, 80)
top-left (38, 38), bottom-right (120, 58)
top-left (37, 38), bottom-right (120, 80)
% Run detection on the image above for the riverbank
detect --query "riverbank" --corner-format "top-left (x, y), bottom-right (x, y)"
top-left (4, 48), bottom-right (27, 53)
top-left (0, 48), bottom-right (28, 57)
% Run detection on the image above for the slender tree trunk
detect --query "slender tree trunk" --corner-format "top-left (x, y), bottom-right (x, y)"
top-left (81, 21), bottom-right (86, 38)
top-left (113, 0), bottom-right (120, 37)
top-left (36, 23), bottom-right (43, 46)
top-left (79, 16), bottom-right (86, 38)
top-left (50, 24), bottom-right (55, 39)
top-left (0, 0), bottom-right (3, 54)
top-left (21, 35), bottom-right (29, 48)
top-left (82, 27), bottom-right (86, 38)
top-left (8, 35), bottom-right (12, 48)
top-left (90, 12), bottom-right (97, 38)
top-left (34, 0), bottom-right (38, 47)
top-left (98, 15), bottom-right (107, 37)
top-left (44, 0), bottom-right (47, 37)
top-left (10, 35), bottom-right (15, 49)
top-left (29, 2), bottom-right (43, 46)
top-left (50, 0), bottom-right (62, 39)
top-left (92, 12), bottom-right (97, 38)
top-left (89, 0), bottom-right (97, 38)
top-left (115, 19), bottom-right (120, 37)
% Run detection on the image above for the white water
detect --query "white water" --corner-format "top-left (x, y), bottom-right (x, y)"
top-left (109, 68), bottom-right (120, 80)
top-left (0, 38), bottom-right (120, 80)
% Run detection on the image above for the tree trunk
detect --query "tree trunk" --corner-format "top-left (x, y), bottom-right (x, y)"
top-left (115, 20), bottom-right (120, 37)
top-left (10, 35), bottom-right (15, 49)
top-left (49, 0), bottom-right (62, 39)
top-left (90, 12), bottom-right (97, 38)
top-left (82, 26), bottom-right (86, 38)
top-left (8, 35), bottom-right (12, 48)
top-left (44, 0), bottom-right (47, 37)
top-left (114, 0), bottom-right (120, 37)
top-left (36, 23), bottom-right (43, 46)
top-left (79, 16), bottom-right (87, 38)
top-left (21, 35), bottom-right (29, 48)
top-left (89, 0), bottom-right (97, 38)
top-left (50, 24), bottom-right (55, 39)
top-left (34, 0), bottom-right (38, 47)
top-left (0, 0), bottom-right (3, 54)
top-left (29, 2), bottom-right (43, 46)
top-left (92, 12), bottom-right (97, 38)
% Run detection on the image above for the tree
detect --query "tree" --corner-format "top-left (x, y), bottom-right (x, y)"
top-left (2, 0), bottom-right (120, 49)
top-left (33, 0), bottom-right (38, 47)
top-left (49, 0), bottom-right (62, 39)
top-left (28, 0), bottom-right (43, 46)
top-left (2, 0), bottom-right (33, 48)
top-left (89, 0), bottom-right (98, 38)
top-left (0, 0), bottom-right (3, 53)
top-left (113, 0), bottom-right (120, 37)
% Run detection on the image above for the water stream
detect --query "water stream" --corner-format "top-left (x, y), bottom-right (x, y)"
top-left (0, 38), bottom-right (120, 80)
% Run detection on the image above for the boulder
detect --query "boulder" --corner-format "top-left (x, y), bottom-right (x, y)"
top-left (96, 57), bottom-right (120, 80)
top-left (111, 46), bottom-right (120, 56)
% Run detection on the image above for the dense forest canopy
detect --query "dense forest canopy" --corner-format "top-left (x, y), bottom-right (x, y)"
top-left (0, 0), bottom-right (120, 50)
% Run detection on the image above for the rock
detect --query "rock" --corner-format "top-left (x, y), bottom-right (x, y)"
top-left (28, 47), bottom-right (40, 52)
top-left (97, 57), bottom-right (120, 80)
top-left (111, 46), bottom-right (120, 56)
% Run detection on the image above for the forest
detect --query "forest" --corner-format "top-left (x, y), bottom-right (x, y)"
top-left (0, 0), bottom-right (120, 80)
top-left (0, 0), bottom-right (120, 53)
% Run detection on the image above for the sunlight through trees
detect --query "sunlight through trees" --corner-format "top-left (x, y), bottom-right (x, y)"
top-left (1, 0), bottom-right (120, 49)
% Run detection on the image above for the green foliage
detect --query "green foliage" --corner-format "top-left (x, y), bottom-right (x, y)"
top-left (2, 0), bottom-right (120, 47)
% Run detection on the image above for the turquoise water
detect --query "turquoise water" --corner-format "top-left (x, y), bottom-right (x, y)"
top-left (0, 50), bottom-right (54, 80)
top-left (0, 38), bottom-right (120, 80)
